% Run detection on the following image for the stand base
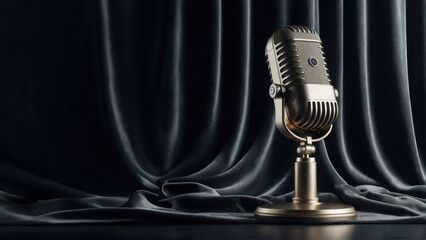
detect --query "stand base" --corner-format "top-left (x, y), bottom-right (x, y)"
top-left (255, 202), bottom-right (357, 223)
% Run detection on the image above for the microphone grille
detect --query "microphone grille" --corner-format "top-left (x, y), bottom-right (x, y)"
top-left (289, 100), bottom-right (338, 132)
top-left (274, 42), bottom-right (306, 86)
top-left (286, 25), bottom-right (317, 34)
top-left (266, 58), bottom-right (273, 82)
top-left (265, 25), bottom-right (331, 86)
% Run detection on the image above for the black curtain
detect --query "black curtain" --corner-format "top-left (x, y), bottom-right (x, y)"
top-left (0, 0), bottom-right (424, 224)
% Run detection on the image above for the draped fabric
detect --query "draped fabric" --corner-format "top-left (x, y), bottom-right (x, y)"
top-left (0, 0), bottom-right (424, 224)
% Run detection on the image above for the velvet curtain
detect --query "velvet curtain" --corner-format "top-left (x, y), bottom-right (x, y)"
top-left (0, 0), bottom-right (424, 224)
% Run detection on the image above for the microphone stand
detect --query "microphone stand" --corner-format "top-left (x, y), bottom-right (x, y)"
top-left (255, 136), bottom-right (357, 222)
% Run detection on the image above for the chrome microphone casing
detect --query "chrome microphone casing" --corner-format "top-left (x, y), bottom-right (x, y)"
top-left (255, 26), bottom-right (356, 222)
top-left (265, 25), bottom-right (339, 142)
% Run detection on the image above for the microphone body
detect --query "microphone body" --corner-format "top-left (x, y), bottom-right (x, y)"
top-left (266, 26), bottom-right (338, 141)
top-left (254, 26), bottom-right (356, 222)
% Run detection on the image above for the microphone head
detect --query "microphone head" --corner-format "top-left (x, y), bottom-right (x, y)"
top-left (266, 26), bottom-right (338, 139)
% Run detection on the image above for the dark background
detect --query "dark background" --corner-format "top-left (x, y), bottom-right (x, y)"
top-left (0, 0), bottom-right (424, 224)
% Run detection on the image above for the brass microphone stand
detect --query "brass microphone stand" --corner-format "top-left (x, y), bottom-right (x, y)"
top-left (255, 135), bottom-right (357, 222)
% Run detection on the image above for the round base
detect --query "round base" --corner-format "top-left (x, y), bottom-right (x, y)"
top-left (255, 202), bottom-right (357, 223)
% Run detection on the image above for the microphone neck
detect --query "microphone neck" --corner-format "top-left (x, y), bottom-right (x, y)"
top-left (296, 136), bottom-right (316, 158)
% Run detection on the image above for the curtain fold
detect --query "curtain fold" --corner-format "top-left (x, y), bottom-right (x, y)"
top-left (0, 0), bottom-right (424, 224)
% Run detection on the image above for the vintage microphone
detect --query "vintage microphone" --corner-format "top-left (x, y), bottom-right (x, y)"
top-left (254, 26), bottom-right (357, 222)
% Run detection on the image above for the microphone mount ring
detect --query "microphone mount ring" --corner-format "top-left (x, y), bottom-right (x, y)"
top-left (271, 88), bottom-right (333, 143)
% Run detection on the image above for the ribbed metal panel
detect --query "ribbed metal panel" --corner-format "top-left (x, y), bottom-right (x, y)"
top-left (287, 25), bottom-right (317, 34)
top-left (275, 42), bottom-right (305, 86)
top-left (296, 101), bottom-right (338, 131)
